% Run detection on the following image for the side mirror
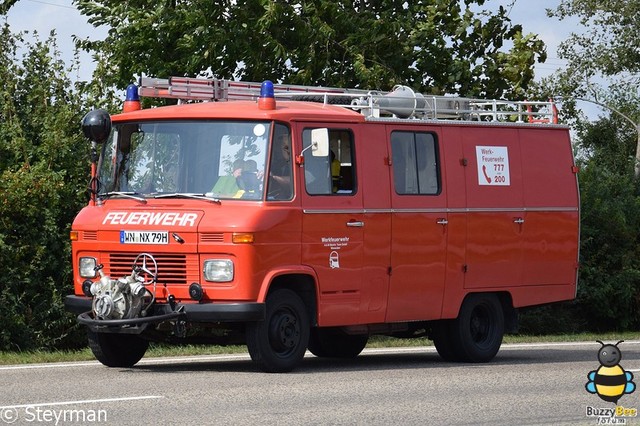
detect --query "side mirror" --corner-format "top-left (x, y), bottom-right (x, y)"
top-left (310, 128), bottom-right (329, 157)
top-left (82, 109), bottom-right (112, 144)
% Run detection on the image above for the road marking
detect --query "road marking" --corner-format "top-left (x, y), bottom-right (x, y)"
top-left (0, 361), bottom-right (100, 371)
top-left (137, 353), bottom-right (252, 365)
top-left (501, 340), bottom-right (640, 349)
top-left (0, 395), bottom-right (164, 409)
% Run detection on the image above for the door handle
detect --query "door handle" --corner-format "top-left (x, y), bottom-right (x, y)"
top-left (346, 221), bottom-right (364, 228)
top-left (513, 217), bottom-right (525, 224)
top-left (436, 218), bottom-right (448, 225)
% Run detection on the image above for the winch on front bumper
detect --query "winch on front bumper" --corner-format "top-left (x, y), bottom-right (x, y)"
top-left (65, 253), bottom-right (264, 334)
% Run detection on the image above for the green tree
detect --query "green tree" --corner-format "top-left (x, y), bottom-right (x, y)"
top-left (517, 112), bottom-right (640, 334)
top-left (0, 0), bottom-right (18, 15)
top-left (551, 1), bottom-right (640, 88)
top-left (523, 2), bottom-right (640, 332)
top-left (75, 0), bottom-right (546, 98)
top-left (573, 115), bottom-right (640, 330)
top-left (533, 2), bottom-right (639, 114)
top-left (0, 24), bottom-right (90, 350)
top-left (548, 1), bottom-right (640, 177)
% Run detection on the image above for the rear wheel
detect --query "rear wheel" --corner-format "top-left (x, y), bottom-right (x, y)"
top-left (246, 289), bottom-right (310, 373)
top-left (308, 327), bottom-right (368, 358)
top-left (87, 330), bottom-right (149, 367)
top-left (432, 320), bottom-right (461, 362)
top-left (433, 293), bottom-right (504, 363)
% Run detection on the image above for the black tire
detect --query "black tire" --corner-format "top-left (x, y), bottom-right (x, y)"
top-left (441, 293), bottom-right (505, 363)
top-left (87, 330), bottom-right (149, 368)
top-left (458, 294), bottom-right (504, 362)
top-left (308, 327), bottom-right (368, 358)
top-left (431, 320), bottom-right (462, 362)
top-left (246, 289), bottom-right (310, 373)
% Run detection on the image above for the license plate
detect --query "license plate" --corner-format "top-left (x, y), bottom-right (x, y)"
top-left (120, 230), bottom-right (169, 244)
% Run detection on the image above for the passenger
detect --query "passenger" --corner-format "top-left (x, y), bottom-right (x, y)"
top-left (211, 159), bottom-right (244, 196)
top-left (234, 160), bottom-right (261, 198)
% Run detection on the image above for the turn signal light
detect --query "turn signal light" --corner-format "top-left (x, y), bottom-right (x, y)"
top-left (232, 233), bottom-right (255, 244)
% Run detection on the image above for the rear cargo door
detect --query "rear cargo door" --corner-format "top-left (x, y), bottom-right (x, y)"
top-left (462, 126), bottom-right (524, 288)
top-left (519, 127), bottom-right (580, 287)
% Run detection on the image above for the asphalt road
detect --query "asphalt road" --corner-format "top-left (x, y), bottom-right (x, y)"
top-left (1, 341), bottom-right (640, 425)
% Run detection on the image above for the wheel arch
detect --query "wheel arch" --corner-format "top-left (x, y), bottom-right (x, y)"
top-left (259, 268), bottom-right (318, 327)
top-left (495, 291), bottom-right (518, 334)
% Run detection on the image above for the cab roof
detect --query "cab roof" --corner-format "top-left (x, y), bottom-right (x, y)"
top-left (112, 100), bottom-right (366, 124)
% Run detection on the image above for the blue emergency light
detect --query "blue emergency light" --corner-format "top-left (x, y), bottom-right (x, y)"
top-left (258, 80), bottom-right (276, 110)
top-left (123, 83), bottom-right (141, 112)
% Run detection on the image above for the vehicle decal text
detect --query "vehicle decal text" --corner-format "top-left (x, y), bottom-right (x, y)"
top-left (103, 211), bottom-right (198, 227)
top-left (321, 236), bottom-right (350, 250)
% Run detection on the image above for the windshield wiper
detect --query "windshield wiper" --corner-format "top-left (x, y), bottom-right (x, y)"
top-left (99, 191), bottom-right (147, 203)
top-left (154, 193), bottom-right (221, 204)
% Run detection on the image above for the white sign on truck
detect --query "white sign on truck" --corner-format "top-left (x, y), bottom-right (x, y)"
top-left (476, 146), bottom-right (510, 186)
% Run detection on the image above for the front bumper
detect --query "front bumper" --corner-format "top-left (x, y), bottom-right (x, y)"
top-left (65, 295), bottom-right (265, 332)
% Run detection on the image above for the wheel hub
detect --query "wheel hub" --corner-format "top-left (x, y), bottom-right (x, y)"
top-left (269, 311), bottom-right (300, 352)
top-left (470, 306), bottom-right (490, 343)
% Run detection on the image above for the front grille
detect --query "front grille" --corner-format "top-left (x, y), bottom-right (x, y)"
top-left (107, 253), bottom-right (188, 285)
top-left (83, 231), bottom-right (98, 240)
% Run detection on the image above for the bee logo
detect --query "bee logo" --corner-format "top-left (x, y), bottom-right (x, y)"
top-left (585, 340), bottom-right (635, 403)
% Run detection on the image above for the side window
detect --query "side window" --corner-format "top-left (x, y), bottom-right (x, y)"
top-left (302, 128), bottom-right (355, 195)
top-left (267, 123), bottom-right (293, 200)
top-left (391, 131), bottom-right (439, 195)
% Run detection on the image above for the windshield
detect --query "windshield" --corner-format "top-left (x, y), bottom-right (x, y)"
top-left (97, 121), bottom-right (270, 200)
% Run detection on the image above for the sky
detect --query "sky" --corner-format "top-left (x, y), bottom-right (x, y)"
top-left (5, 0), bottom-right (594, 115)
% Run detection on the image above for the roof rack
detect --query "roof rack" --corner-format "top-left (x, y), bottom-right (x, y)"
top-left (138, 76), bottom-right (558, 124)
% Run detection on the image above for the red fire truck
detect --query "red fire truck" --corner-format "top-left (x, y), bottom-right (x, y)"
top-left (65, 77), bottom-right (579, 372)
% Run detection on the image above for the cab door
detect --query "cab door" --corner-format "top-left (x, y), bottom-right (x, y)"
top-left (297, 124), bottom-right (364, 326)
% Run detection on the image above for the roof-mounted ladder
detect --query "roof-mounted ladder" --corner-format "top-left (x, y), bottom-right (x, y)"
top-left (138, 76), bottom-right (558, 124)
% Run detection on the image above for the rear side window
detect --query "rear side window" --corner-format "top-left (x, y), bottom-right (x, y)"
top-left (391, 131), bottom-right (440, 195)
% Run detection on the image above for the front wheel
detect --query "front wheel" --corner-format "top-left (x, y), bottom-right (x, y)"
top-left (246, 289), bottom-right (310, 373)
top-left (87, 330), bottom-right (149, 367)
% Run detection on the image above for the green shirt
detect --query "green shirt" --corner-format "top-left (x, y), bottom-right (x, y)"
top-left (212, 176), bottom-right (240, 196)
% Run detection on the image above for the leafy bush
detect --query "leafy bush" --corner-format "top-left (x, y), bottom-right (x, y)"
top-left (572, 117), bottom-right (640, 331)
top-left (0, 25), bottom-right (89, 350)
